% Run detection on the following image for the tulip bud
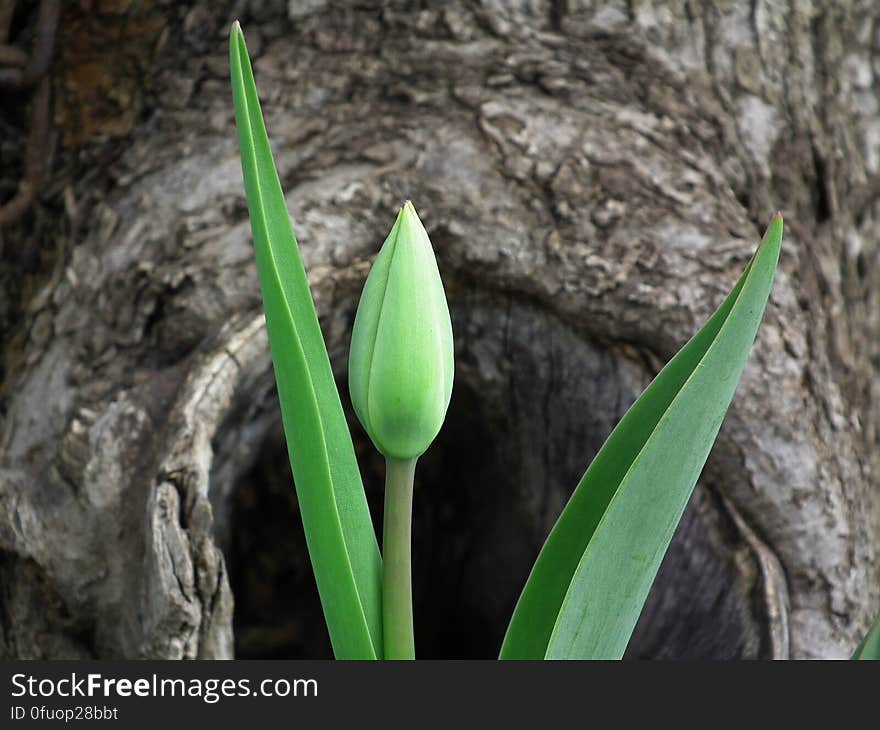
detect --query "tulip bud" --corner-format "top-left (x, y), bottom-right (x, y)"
top-left (349, 201), bottom-right (454, 460)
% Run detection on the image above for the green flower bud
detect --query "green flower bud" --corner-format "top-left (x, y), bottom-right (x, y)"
top-left (348, 201), bottom-right (454, 460)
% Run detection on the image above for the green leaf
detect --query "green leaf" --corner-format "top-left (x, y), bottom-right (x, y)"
top-left (229, 22), bottom-right (382, 659)
top-left (853, 609), bottom-right (880, 660)
top-left (501, 215), bottom-right (783, 660)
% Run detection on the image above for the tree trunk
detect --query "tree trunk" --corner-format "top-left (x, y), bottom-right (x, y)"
top-left (1, 0), bottom-right (878, 659)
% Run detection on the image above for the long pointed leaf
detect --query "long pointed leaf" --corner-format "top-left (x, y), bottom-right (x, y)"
top-left (501, 215), bottom-right (782, 659)
top-left (230, 23), bottom-right (382, 659)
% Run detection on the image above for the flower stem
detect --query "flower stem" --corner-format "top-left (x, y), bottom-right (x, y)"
top-left (382, 456), bottom-right (417, 660)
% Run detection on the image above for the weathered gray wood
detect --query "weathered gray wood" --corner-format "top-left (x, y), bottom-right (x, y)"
top-left (1, 0), bottom-right (878, 658)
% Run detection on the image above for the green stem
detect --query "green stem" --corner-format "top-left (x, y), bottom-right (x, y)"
top-left (382, 456), bottom-right (417, 660)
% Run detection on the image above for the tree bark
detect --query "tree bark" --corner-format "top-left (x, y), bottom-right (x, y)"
top-left (1, 0), bottom-right (878, 659)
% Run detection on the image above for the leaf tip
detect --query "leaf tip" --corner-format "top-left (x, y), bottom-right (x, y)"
top-left (763, 211), bottom-right (783, 250)
top-left (230, 20), bottom-right (246, 51)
